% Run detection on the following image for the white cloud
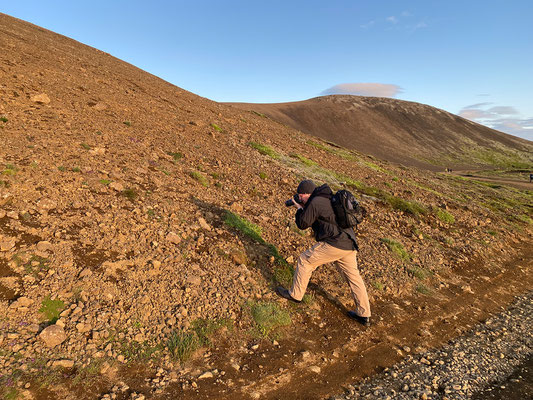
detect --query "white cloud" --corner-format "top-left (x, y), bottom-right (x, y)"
top-left (458, 103), bottom-right (533, 141)
top-left (321, 83), bottom-right (403, 98)
top-left (487, 106), bottom-right (518, 115)
top-left (386, 16), bottom-right (398, 24)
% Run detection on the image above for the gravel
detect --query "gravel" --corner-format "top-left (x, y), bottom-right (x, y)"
top-left (331, 291), bottom-right (533, 400)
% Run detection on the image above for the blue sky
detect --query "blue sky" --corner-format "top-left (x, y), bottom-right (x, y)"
top-left (2, 1), bottom-right (532, 140)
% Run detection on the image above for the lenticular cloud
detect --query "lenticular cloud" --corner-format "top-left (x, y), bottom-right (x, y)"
top-left (321, 83), bottom-right (403, 98)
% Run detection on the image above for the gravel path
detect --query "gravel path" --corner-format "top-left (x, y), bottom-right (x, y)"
top-left (331, 291), bottom-right (533, 400)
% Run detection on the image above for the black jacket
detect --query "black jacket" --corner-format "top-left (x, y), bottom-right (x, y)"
top-left (295, 184), bottom-right (358, 251)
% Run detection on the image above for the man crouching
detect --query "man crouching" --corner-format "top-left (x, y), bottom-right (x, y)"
top-left (276, 179), bottom-right (371, 326)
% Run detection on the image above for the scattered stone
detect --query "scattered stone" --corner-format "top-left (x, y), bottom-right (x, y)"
top-left (36, 240), bottom-right (53, 252)
top-left (31, 93), bottom-right (50, 104)
top-left (53, 359), bottom-right (74, 369)
top-left (166, 232), bottom-right (182, 244)
top-left (198, 371), bottom-right (214, 379)
top-left (39, 325), bottom-right (67, 348)
top-left (309, 366), bottom-right (321, 374)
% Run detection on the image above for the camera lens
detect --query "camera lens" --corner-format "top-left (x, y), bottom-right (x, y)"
top-left (285, 198), bottom-right (294, 207)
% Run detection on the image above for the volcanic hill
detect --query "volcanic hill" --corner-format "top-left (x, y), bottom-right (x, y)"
top-left (0, 13), bottom-right (532, 400)
top-left (227, 96), bottom-right (533, 172)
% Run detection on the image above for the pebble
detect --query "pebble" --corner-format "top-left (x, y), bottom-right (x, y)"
top-left (334, 292), bottom-right (533, 399)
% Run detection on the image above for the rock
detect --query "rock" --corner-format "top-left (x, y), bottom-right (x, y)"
top-left (53, 359), bottom-right (74, 369)
top-left (39, 325), bottom-right (66, 348)
top-left (10, 296), bottom-right (34, 308)
top-left (0, 238), bottom-right (16, 251)
top-left (286, 256), bottom-right (294, 263)
top-left (166, 232), bottom-right (182, 244)
top-left (309, 366), bottom-right (321, 373)
top-left (186, 275), bottom-right (202, 286)
top-left (37, 241), bottom-right (53, 252)
top-left (31, 93), bottom-right (50, 104)
top-left (37, 198), bottom-right (57, 211)
top-left (230, 362), bottom-right (241, 371)
top-left (109, 182), bottom-right (124, 192)
top-left (198, 217), bottom-right (211, 231)
top-left (198, 371), bottom-right (214, 379)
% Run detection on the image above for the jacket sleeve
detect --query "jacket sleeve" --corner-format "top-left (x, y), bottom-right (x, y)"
top-left (295, 200), bottom-right (319, 230)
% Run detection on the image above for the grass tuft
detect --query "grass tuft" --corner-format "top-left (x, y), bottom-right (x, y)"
top-left (211, 123), bottom-right (223, 132)
top-left (249, 301), bottom-right (291, 339)
top-left (190, 171), bottom-right (209, 187)
top-left (224, 211), bottom-right (264, 243)
top-left (249, 142), bottom-right (280, 159)
top-left (380, 238), bottom-right (411, 262)
top-left (39, 296), bottom-right (65, 323)
top-left (435, 208), bottom-right (455, 224)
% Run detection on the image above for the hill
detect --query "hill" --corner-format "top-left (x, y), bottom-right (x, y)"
top-left (0, 13), bottom-right (532, 400)
top-left (226, 96), bottom-right (533, 172)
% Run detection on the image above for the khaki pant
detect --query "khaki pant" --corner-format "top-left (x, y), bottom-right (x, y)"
top-left (289, 242), bottom-right (371, 317)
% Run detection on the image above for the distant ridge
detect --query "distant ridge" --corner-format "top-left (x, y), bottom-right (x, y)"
top-left (226, 95), bottom-right (533, 171)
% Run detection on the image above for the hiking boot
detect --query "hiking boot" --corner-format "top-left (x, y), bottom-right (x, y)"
top-left (275, 286), bottom-right (301, 303)
top-left (347, 311), bottom-right (370, 326)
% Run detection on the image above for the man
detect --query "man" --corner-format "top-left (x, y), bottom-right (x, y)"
top-left (276, 179), bottom-right (372, 326)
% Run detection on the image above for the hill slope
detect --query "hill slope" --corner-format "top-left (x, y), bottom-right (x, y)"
top-left (227, 96), bottom-right (533, 171)
top-left (0, 13), bottom-right (532, 399)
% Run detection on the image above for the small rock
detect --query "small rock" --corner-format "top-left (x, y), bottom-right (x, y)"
top-left (309, 366), bottom-right (321, 373)
top-left (39, 325), bottom-right (66, 348)
top-left (53, 359), bottom-right (74, 369)
top-left (0, 238), bottom-right (16, 251)
top-left (37, 241), bottom-right (53, 252)
top-left (198, 217), bottom-right (211, 231)
top-left (31, 93), bottom-right (51, 104)
top-left (198, 371), bottom-right (214, 379)
top-left (109, 182), bottom-right (124, 192)
top-left (166, 232), bottom-right (181, 244)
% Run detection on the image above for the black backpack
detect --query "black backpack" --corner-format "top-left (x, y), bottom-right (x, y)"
top-left (331, 190), bottom-right (366, 229)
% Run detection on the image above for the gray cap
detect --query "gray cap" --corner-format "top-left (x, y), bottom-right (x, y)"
top-left (297, 179), bottom-right (316, 194)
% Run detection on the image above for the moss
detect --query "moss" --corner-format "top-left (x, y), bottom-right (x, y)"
top-left (249, 142), bottom-right (280, 159)
top-left (380, 238), bottom-right (411, 262)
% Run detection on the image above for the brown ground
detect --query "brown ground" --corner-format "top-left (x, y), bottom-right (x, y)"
top-left (226, 97), bottom-right (533, 173)
top-left (0, 13), bottom-right (532, 400)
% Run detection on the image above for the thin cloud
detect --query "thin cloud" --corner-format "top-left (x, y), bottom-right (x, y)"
top-left (459, 109), bottom-right (493, 120)
top-left (458, 103), bottom-right (533, 141)
top-left (321, 83), bottom-right (403, 98)
top-left (487, 106), bottom-right (518, 115)
top-left (360, 20), bottom-right (375, 29)
top-left (386, 16), bottom-right (398, 24)
top-left (464, 102), bottom-right (493, 109)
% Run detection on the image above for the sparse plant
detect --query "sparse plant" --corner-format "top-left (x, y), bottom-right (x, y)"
top-left (251, 110), bottom-right (267, 118)
top-left (211, 123), bottom-right (223, 132)
top-left (259, 171), bottom-right (268, 179)
top-left (119, 340), bottom-right (161, 362)
top-left (72, 167), bottom-right (81, 172)
top-left (249, 301), bottom-right (291, 339)
top-left (372, 281), bottom-right (384, 290)
top-left (39, 296), bottom-right (65, 323)
top-left (57, 166), bottom-right (66, 172)
top-left (416, 283), bottom-right (432, 295)
top-left (100, 179), bottom-right (111, 185)
top-left (167, 330), bottom-right (199, 362)
top-left (123, 121), bottom-right (132, 126)
top-left (290, 153), bottom-right (317, 167)
top-left (380, 238), bottom-right (411, 262)
top-left (408, 265), bottom-right (432, 280)
top-left (0, 116), bottom-right (8, 123)
top-left (249, 142), bottom-right (280, 159)
top-left (96, 131), bottom-right (102, 135)
top-left (2, 164), bottom-right (17, 175)
top-left (122, 188), bottom-right (138, 200)
top-left (190, 171), bottom-right (209, 187)
top-left (435, 208), bottom-right (455, 224)
top-left (168, 152), bottom-right (184, 162)
top-left (224, 211), bottom-right (263, 243)
top-left (80, 143), bottom-right (91, 150)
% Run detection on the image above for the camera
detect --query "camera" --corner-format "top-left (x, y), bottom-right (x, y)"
top-left (285, 194), bottom-right (302, 207)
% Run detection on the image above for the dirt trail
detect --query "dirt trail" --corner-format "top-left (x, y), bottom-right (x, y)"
top-left (145, 240), bottom-right (532, 400)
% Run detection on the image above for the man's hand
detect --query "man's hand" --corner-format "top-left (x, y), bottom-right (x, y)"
top-left (294, 202), bottom-right (303, 210)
